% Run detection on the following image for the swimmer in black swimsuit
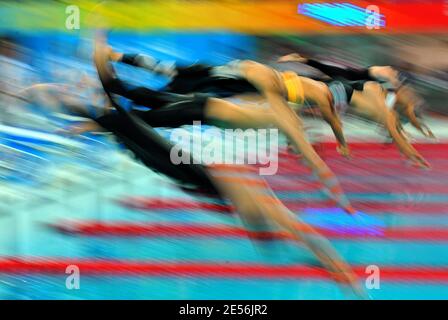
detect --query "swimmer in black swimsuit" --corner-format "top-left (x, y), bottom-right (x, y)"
top-left (108, 49), bottom-right (258, 98)
top-left (277, 53), bottom-right (431, 169)
top-left (17, 78), bottom-right (222, 195)
top-left (113, 48), bottom-right (431, 168)
top-left (11, 38), bottom-right (367, 297)
top-left (90, 37), bottom-right (355, 214)
top-left (279, 53), bottom-right (435, 137)
top-left (92, 38), bottom-right (366, 297)
top-left (279, 53), bottom-right (435, 134)
top-left (15, 62), bottom-right (365, 299)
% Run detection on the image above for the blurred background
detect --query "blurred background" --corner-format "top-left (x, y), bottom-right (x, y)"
top-left (0, 0), bottom-right (447, 299)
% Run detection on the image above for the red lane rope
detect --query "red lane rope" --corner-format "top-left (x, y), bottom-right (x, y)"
top-left (50, 222), bottom-right (448, 241)
top-left (117, 198), bottom-right (448, 214)
top-left (182, 180), bottom-right (448, 193)
top-left (270, 182), bottom-right (448, 193)
top-left (313, 142), bottom-right (448, 152)
top-left (117, 198), bottom-right (234, 213)
top-left (0, 258), bottom-right (447, 282)
top-left (272, 159), bottom-right (448, 176)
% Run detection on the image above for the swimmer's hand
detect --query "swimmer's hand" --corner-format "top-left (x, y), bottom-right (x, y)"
top-left (287, 141), bottom-right (302, 155)
top-left (55, 126), bottom-right (85, 137)
top-left (106, 46), bottom-right (123, 62)
top-left (57, 121), bottom-right (102, 136)
top-left (410, 153), bottom-right (431, 170)
top-left (420, 124), bottom-right (436, 139)
top-left (287, 144), bottom-right (298, 154)
top-left (321, 188), bottom-right (356, 215)
top-left (336, 144), bottom-right (351, 159)
top-left (324, 256), bottom-right (367, 299)
top-left (277, 53), bottom-right (308, 64)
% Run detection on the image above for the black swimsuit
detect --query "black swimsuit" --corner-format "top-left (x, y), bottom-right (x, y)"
top-left (122, 54), bottom-right (258, 98)
top-left (94, 61), bottom-right (222, 197)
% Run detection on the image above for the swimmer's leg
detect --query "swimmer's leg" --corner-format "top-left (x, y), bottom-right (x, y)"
top-left (94, 35), bottom-right (222, 195)
top-left (209, 165), bottom-right (365, 299)
top-left (94, 111), bottom-right (222, 195)
top-left (95, 41), bottom-right (186, 109)
top-left (204, 98), bottom-right (275, 129)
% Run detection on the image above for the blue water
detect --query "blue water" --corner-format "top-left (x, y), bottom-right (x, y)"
top-left (1, 162), bottom-right (448, 299)
top-left (1, 124), bottom-right (448, 299)
top-left (0, 31), bottom-right (447, 299)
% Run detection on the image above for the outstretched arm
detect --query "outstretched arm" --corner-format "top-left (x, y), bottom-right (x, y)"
top-left (319, 100), bottom-right (350, 158)
top-left (368, 66), bottom-right (401, 89)
top-left (395, 85), bottom-right (435, 138)
top-left (351, 82), bottom-right (429, 169)
top-left (240, 60), bottom-right (355, 213)
top-left (278, 53), bottom-right (371, 81)
top-left (386, 110), bottom-right (429, 168)
top-left (107, 46), bottom-right (177, 77)
top-left (58, 119), bottom-right (105, 136)
top-left (304, 80), bottom-right (350, 157)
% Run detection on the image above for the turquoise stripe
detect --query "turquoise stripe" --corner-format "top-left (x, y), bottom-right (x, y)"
top-left (1, 275), bottom-right (446, 300)
top-left (2, 230), bottom-right (448, 266)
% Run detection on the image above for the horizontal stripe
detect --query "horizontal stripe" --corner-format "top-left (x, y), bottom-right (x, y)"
top-left (117, 197), bottom-right (448, 215)
top-left (266, 192), bottom-right (448, 203)
top-left (0, 258), bottom-right (447, 282)
top-left (50, 222), bottom-right (448, 242)
top-left (268, 181), bottom-right (448, 194)
top-left (2, 1), bottom-right (447, 33)
top-left (313, 142), bottom-right (448, 152)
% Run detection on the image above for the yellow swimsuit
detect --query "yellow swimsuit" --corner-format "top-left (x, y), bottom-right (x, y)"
top-left (281, 71), bottom-right (305, 105)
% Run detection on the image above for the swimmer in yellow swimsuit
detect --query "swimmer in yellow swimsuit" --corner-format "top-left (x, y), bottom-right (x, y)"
top-left (99, 44), bottom-right (357, 213)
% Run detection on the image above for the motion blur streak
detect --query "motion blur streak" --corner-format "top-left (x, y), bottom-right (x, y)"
top-left (0, 1), bottom-right (446, 33)
top-left (0, 0), bottom-right (448, 300)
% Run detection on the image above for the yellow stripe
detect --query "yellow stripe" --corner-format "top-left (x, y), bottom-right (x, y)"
top-left (282, 71), bottom-right (305, 104)
top-left (0, 0), bottom-right (359, 32)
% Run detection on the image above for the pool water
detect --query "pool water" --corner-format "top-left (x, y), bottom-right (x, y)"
top-left (0, 141), bottom-right (447, 300)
